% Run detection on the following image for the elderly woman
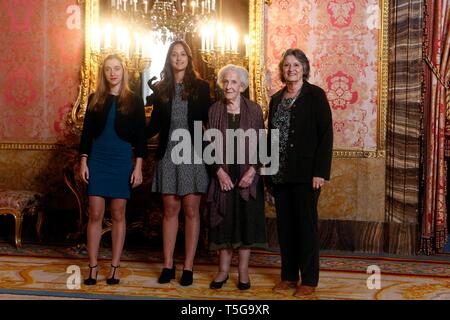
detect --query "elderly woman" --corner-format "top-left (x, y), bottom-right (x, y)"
top-left (268, 49), bottom-right (333, 297)
top-left (206, 64), bottom-right (267, 291)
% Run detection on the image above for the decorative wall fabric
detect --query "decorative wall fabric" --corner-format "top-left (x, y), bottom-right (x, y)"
top-left (0, 0), bottom-right (83, 143)
top-left (385, 0), bottom-right (423, 254)
top-left (421, 0), bottom-right (449, 254)
top-left (265, 0), bottom-right (380, 150)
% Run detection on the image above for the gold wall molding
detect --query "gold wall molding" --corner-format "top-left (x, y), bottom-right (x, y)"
top-left (377, 0), bottom-right (389, 157)
top-left (333, 150), bottom-right (386, 158)
top-left (249, 0), bottom-right (267, 118)
top-left (69, 0), bottom-right (100, 133)
top-left (0, 143), bottom-right (59, 150)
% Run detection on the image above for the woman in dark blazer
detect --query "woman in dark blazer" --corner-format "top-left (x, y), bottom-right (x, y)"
top-left (268, 48), bottom-right (333, 297)
top-left (147, 40), bottom-right (211, 286)
top-left (79, 54), bottom-right (147, 286)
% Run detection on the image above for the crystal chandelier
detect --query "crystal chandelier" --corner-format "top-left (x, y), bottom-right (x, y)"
top-left (111, 0), bottom-right (216, 43)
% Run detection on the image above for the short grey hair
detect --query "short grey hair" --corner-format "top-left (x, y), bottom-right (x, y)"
top-left (217, 64), bottom-right (249, 90)
top-left (279, 48), bottom-right (310, 82)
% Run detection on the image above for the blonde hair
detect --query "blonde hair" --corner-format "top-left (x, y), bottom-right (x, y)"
top-left (89, 54), bottom-right (133, 113)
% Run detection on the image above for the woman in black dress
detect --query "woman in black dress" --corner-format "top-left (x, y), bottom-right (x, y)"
top-left (79, 54), bottom-right (147, 285)
top-left (207, 64), bottom-right (266, 290)
top-left (147, 40), bottom-right (211, 286)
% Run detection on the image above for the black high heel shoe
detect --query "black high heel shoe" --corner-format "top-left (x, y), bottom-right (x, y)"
top-left (106, 264), bottom-right (120, 285)
top-left (209, 274), bottom-right (229, 289)
top-left (237, 275), bottom-right (251, 290)
top-left (180, 269), bottom-right (194, 286)
top-left (84, 265), bottom-right (98, 286)
top-left (158, 265), bottom-right (176, 284)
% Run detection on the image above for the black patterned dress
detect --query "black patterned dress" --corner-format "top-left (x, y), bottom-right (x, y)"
top-left (151, 83), bottom-right (209, 195)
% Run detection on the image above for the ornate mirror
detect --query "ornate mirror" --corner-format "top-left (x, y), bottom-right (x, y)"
top-left (71, 0), bottom-right (388, 159)
top-left (69, 0), bottom-right (268, 132)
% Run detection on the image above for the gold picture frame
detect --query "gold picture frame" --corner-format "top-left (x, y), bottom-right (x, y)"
top-left (334, 0), bottom-right (389, 158)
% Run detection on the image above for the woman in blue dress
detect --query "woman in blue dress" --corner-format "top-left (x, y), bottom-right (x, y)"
top-left (79, 54), bottom-right (147, 286)
top-left (147, 40), bottom-right (211, 286)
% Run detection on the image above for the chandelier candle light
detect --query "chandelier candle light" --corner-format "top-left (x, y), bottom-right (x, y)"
top-left (90, 24), bottom-right (152, 80)
top-left (199, 21), bottom-right (249, 74)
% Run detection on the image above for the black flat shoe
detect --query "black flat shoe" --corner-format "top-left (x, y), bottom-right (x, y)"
top-left (84, 264), bottom-right (98, 286)
top-left (237, 276), bottom-right (251, 290)
top-left (209, 275), bottom-right (229, 289)
top-left (179, 269), bottom-right (193, 286)
top-left (106, 264), bottom-right (120, 285)
top-left (158, 265), bottom-right (176, 284)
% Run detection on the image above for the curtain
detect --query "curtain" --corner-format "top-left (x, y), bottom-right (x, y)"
top-left (386, 0), bottom-right (424, 255)
top-left (421, 0), bottom-right (449, 254)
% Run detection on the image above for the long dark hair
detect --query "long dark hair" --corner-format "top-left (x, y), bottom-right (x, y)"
top-left (89, 54), bottom-right (132, 113)
top-left (155, 40), bottom-right (201, 102)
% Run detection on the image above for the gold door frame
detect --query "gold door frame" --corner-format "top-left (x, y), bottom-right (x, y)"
top-left (70, 0), bottom-right (388, 159)
top-left (377, 0), bottom-right (389, 159)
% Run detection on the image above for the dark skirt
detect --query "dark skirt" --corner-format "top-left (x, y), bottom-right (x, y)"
top-left (209, 163), bottom-right (267, 251)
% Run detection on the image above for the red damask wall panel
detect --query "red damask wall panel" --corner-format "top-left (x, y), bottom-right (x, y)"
top-left (0, 0), bottom-right (83, 143)
top-left (266, 0), bottom-right (380, 150)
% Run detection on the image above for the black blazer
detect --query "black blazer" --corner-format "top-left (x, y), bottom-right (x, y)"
top-left (147, 79), bottom-right (211, 159)
top-left (79, 93), bottom-right (147, 158)
top-left (268, 81), bottom-right (333, 183)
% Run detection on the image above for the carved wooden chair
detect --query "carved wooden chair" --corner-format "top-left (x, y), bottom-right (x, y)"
top-left (63, 160), bottom-right (150, 245)
top-left (0, 189), bottom-right (44, 247)
top-left (63, 160), bottom-right (89, 241)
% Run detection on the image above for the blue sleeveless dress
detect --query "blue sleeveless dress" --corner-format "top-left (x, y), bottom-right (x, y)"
top-left (87, 98), bottom-right (133, 199)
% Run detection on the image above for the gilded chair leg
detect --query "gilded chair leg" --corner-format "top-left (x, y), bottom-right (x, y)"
top-left (14, 213), bottom-right (23, 248)
top-left (101, 219), bottom-right (113, 237)
top-left (101, 226), bottom-right (112, 237)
